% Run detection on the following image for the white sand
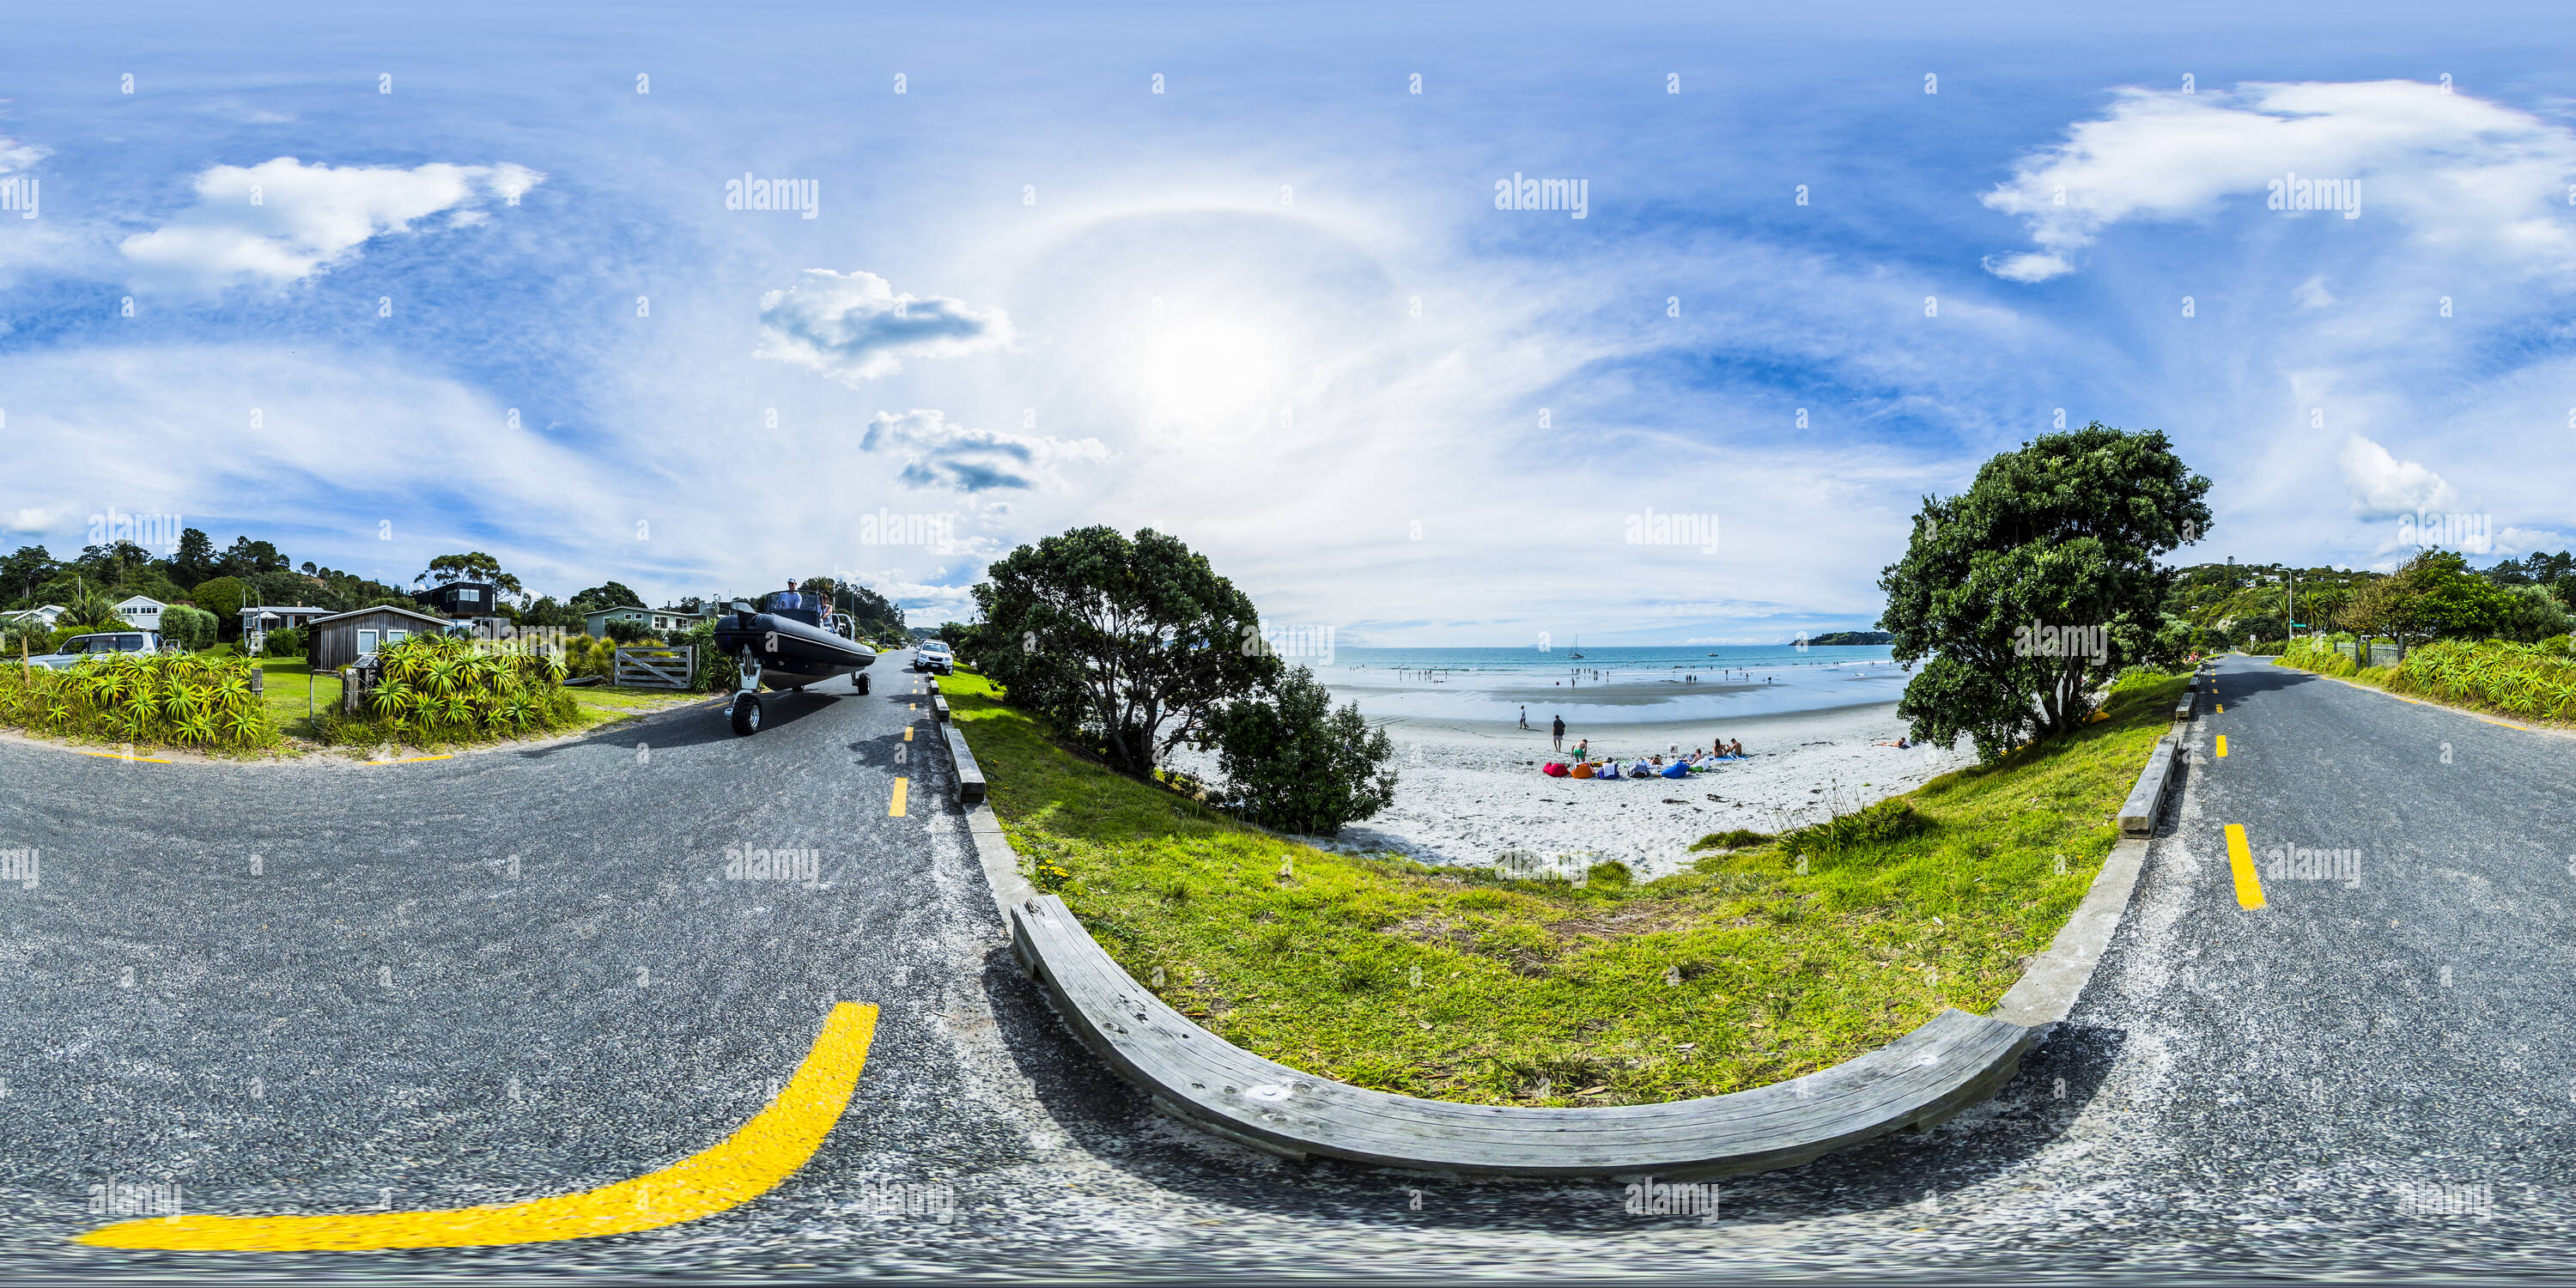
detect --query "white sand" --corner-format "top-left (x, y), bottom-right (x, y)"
top-left (1279, 702), bottom-right (1975, 880)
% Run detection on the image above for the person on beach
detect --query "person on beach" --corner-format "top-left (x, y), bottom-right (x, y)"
top-left (1552, 715), bottom-right (1565, 750)
top-left (1520, 706), bottom-right (1530, 730)
top-left (1874, 737), bottom-right (1912, 749)
top-left (1575, 738), bottom-right (1589, 761)
top-left (1729, 738), bottom-right (1744, 756)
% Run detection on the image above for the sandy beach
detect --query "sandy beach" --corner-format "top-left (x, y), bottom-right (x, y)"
top-left (1313, 702), bottom-right (1976, 879)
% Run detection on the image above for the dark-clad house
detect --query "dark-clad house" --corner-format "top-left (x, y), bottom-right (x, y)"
top-left (414, 581), bottom-right (507, 632)
top-left (307, 605), bottom-right (453, 673)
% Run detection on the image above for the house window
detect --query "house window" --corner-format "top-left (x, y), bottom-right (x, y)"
top-left (387, 629), bottom-right (410, 645)
top-left (459, 588), bottom-right (481, 603)
top-left (358, 629), bottom-right (379, 654)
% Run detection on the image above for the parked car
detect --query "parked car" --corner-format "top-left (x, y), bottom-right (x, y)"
top-left (914, 639), bottom-right (954, 675)
top-left (27, 630), bottom-right (163, 670)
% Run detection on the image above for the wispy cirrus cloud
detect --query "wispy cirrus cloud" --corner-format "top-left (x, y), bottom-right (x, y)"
top-left (120, 157), bottom-right (544, 290)
top-left (755, 270), bottom-right (1016, 383)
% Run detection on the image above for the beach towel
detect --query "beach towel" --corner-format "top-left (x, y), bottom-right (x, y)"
top-left (1542, 762), bottom-right (1570, 777)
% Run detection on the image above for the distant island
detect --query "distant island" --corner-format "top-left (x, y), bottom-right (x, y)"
top-left (1805, 630), bottom-right (1893, 646)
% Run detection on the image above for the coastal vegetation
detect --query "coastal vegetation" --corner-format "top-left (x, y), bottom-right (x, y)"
top-left (0, 651), bottom-right (277, 752)
top-left (969, 525), bottom-right (1397, 835)
top-left (942, 665), bottom-right (2189, 1106)
top-left (1880, 423), bottom-right (2209, 761)
top-left (2279, 635), bottom-right (2576, 723)
top-left (312, 633), bottom-right (580, 749)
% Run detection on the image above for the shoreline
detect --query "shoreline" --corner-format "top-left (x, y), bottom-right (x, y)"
top-left (1259, 698), bottom-right (1978, 879)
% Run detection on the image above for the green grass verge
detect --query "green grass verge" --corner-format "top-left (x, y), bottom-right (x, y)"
top-left (942, 667), bottom-right (2190, 1107)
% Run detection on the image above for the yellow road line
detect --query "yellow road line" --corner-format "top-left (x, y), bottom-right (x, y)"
top-left (890, 779), bottom-right (908, 816)
top-left (2223, 823), bottom-right (2266, 909)
top-left (902, 727), bottom-right (912, 741)
top-left (364, 754), bottom-right (453, 766)
top-left (78, 1003), bottom-right (878, 1251)
top-left (2215, 735), bottom-right (2228, 757)
top-left (74, 749), bottom-right (172, 763)
top-left (2216, 703), bottom-right (2223, 713)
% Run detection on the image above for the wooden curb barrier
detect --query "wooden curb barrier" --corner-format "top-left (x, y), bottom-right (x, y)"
top-left (944, 683), bottom-right (2183, 1177)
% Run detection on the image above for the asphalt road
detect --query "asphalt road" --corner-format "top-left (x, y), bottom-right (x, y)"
top-left (3, 651), bottom-right (2571, 1280)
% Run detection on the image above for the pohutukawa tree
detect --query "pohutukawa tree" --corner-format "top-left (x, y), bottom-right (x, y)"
top-left (971, 526), bottom-right (1278, 775)
top-left (1879, 423), bottom-right (2211, 761)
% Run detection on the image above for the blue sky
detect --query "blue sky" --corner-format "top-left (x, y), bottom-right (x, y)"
top-left (4, 2), bottom-right (2574, 643)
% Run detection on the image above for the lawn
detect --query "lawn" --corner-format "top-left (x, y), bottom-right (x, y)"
top-left (941, 667), bottom-right (2190, 1107)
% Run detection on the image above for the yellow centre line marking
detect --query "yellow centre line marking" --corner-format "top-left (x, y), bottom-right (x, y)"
top-left (74, 749), bottom-right (171, 763)
top-left (2216, 703), bottom-right (2223, 713)
top-left (2215, 735), bottom-right (2228, 757)
top-left (77, 1003), bottom-right (878, 1251)
top-left (890, 779), bottom-right (908, 816)
top-left (2224, 823), bottom-right (2267, 909)
top-left (902, 726), bottom-right (912, 741)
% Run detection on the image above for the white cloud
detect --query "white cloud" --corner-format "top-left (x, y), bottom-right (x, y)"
top-left (0, 134), bottom-right (44, 174)
top-left (860, 409), bottom-right (1107, 494)
top-left (859, 571), bottom-right (979, 622)
top-left (755, 270), bottom-right (1015, 383)
top-left (119, 157), bottom-right (544, 289)
top-left (1983, 81), bottom-right (2576, 280)
top-left (2293, 275), bottom-right (2336, 308)
top-left (5, 504), bottom-right (70, 533)
top-left (2340, 433), bottom-right (2458, 519)
top-left (2497, 526), bottom-right (2571, 554)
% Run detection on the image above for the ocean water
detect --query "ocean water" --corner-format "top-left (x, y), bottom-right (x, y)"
top-left (1291, 644), bottom-right (1915, 726)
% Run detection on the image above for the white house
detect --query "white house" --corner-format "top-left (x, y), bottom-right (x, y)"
top-left (113, 595), bottom-right (167, 633)
top-left (1, 605), bottom-right (66, 629)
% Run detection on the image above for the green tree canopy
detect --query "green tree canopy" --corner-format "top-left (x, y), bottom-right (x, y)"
top-left (424, 551), bottom-right (524, 598)
top-left (169, 527), bottom-right (218, 586)
top-left (570, 581), bottom-right (646, 612)
top-left (2, 544), bottom-right (64, 607)
top-left (1880, 423), bottom-right (2212, 761)
top-left (187, 576), bottom-right (250, 633)
top-left (971, 526), bottom-right (1279, 775)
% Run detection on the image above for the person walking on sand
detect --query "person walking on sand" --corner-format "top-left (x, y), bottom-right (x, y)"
top-left (1552, 715), bottom-right (1566, 750)
top-left (1520, 705), bottom-right (1530, 730)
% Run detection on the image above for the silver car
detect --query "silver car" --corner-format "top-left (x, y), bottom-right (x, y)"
top-left (27, 631), bottom-right (162, 670)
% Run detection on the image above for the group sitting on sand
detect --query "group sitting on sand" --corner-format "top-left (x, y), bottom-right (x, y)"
top-left (1541, 737), bottom-right (1747, 780)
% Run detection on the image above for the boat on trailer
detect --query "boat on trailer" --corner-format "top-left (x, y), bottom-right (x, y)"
top-left (711, 587), bottom-right (879, 734)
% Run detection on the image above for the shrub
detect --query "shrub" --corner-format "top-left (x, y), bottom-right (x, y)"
top-left (1779, 799), bottom-right (1924, 858)
top-left (160, 605), bottom-right (220, 652)
top-left (0, 651), bottom-right (276, 750)
top-left (314, 632), bottom-right (575, 746)
top-left (602, 617), bottom-right (653, 645)
top-left (1691, 828), bottom-right (1774, 852)
top-left (2387, 638), bottom-right (2576, 720)
top-left (260, 625), bottom-right (306, 658)
top-left (1209, 665), bottom-right (1397, 836)
top-left (675, 622), bottom-right (741, 692)
top-left (2108, 664), bottom-right (2178, 692)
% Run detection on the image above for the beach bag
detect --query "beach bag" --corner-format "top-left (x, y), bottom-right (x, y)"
top-left (1571, 762), bottom-right (1595, 779)
top-left (1542, 762), bottom-right (1570, 777)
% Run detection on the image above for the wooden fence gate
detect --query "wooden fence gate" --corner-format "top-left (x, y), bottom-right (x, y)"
top-left (614, 646), bottom-right (695, 690)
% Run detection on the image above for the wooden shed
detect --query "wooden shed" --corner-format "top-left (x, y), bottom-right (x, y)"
top-left (307, 605), bottom-right (453, 673)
